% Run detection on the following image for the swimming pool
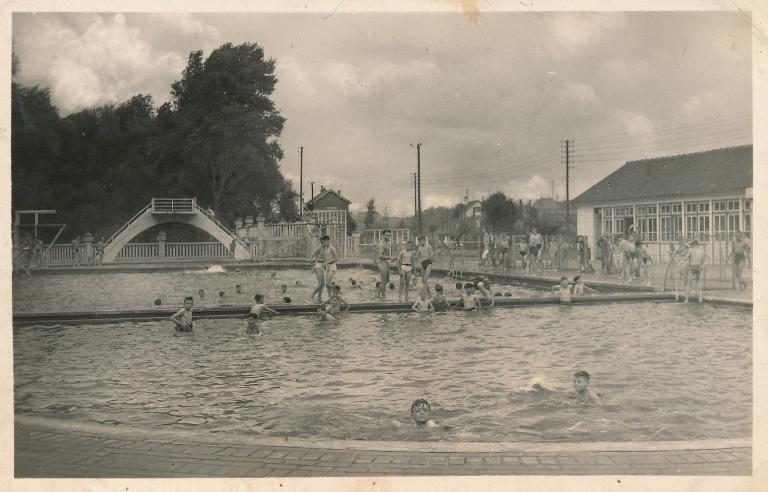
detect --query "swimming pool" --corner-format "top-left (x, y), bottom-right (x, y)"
top-left (11, 266), bottom-right (539, 313)
top-left (13, 302), bottom-right (751, 443)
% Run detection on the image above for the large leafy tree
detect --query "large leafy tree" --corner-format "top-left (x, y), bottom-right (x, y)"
top-left (160, 43), bottom-right (288, 225)
top-left (481, 191), bottom-right (519, 232)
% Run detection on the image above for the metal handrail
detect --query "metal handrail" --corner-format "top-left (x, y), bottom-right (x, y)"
top-left (104, 203), bottom-right (152, 247)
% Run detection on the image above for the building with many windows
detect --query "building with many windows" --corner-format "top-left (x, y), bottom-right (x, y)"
top-left (572, 145), bottom-right (752, 260)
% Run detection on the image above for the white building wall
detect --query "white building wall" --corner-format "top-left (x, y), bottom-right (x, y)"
top-left (576, 205), bottom-right (597, 240)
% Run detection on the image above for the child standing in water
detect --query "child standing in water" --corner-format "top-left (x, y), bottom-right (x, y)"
top-left (683, 239), bottom-right (707, 303)
top-left (431, 284), bottom-right (452, 312)
top-left (320, 285), bottom-right (350, 321)
top-left (458, 282), bottom-right (482, 311)
top-left (411, 289), bottom-right (434, 313)
top-left (170, 296), bottom-right (194, 332)
top-left (553, 276), bottom-right (573, 304)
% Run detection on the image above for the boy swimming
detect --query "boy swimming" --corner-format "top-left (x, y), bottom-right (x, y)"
top-left (411, 289), bottom-right (434, 313)
top-left (170, 296), bottom-right (194, 332)
top-left (250, 294), bottom-right (278, 319)
top-left (410, 399), bottom-right (438, 428)
top-left (573, 371), bottom-right (600, 404)
top-left (431, 284), bottom-right (452, 312)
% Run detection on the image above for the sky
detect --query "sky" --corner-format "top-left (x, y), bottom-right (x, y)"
top-left (12, 9), bottom-right (753, 215)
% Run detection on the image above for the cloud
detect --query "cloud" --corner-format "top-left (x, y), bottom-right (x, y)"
top-left (13, 13), bottom-right (215, 114)
top-left (502, 175), bottom-right (552, 200)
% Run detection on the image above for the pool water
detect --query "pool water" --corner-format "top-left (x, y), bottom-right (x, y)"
top-left (13, 302), bottom-right (751, 442)
top-left (12, 267), bottom-right (538, 313)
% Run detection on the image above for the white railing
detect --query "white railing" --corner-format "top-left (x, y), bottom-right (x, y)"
top-left (152, 198), bottom-right (197, 214)
top-left (46, 244), bottom-right (76, 265)
top-left (117, 242), bottom-right (159, 260)
top-left (166, 242), bottom-right (229, 258)
top-left (104, 203), bottom-right (152, 247)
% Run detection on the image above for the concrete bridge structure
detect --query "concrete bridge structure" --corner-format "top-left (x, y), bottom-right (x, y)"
top-left (101, 198), bottom-right (250, 264)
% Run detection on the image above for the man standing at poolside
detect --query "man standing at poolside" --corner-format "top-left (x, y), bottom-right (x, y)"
top-left (529, 228), bottom-right (543, 274)
top-left (377, 230), bottom-right (393, 301)
top-left (728, 231), bottom-right (751, 291)
top-left (310, 235), bottom-right (338, 303)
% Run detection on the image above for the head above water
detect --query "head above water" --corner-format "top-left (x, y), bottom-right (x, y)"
top-left (463, 282), bottom-right (475, 292)
top-left (282, 296), bottom-right (291, 303)
top-left (320, 235), bottom-right (331, 245)
top-left (573, 371), bottom-right (591, 392)
top-left (435, 284), bottom-right (444, 293)
top-left (236, 284), bottom-right (242, 293)
top-left (410, 399), bottom-right (431, 424)
top-left (183, 296), bottom-right (193, 308)
top-left (254, 294), bottom-right (264, 303)
top-left (280, 284), bottom-right (287, 292)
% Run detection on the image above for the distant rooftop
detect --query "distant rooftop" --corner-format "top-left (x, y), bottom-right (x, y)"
top-left (572, 145), bottom-right (752, 205)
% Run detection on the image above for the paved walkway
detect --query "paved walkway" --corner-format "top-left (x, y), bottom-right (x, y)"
top-left (15, 419), bottom-right (750, 477)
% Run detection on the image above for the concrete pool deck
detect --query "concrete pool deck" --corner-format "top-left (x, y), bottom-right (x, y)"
top-left (14, 417), bottom-right (751, 477)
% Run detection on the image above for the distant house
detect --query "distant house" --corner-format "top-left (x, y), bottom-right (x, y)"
top-left (463, 199), bottom-right (482, 225)
top-left (572, 145), bottom-right (752, 254)
top-left (306, 186), bottom-right (351, 212)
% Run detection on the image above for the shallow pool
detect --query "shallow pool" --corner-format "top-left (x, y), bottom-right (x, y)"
top-left (12, 266), bottom-right (538, 313)
top-left (13, 302), bottom-right (751, 442)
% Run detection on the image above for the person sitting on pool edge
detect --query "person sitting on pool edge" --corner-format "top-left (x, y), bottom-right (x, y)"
top-left (431, 284), bottom-right (452, 312)
top-left (457, 282), bottom-right (482, 311)
top-left (573, 371), bottom-right (600, 404)
top-left (170, 296), bottom-right (194, 332)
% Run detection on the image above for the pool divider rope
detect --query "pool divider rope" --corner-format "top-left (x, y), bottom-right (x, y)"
top-left (14, 292), bottom-right (678, 326)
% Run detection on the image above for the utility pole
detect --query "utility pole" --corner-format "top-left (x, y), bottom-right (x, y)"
top-left (561, 139), bottom-right (573, 237)
top-left (416, 143), bottom-right (422, 235)
top-left (413, 173), bottom-right (418, 218)
top-left (299, 146), bottom-right (304, 218)
top-left (310, 181), bottom-right (315, 202)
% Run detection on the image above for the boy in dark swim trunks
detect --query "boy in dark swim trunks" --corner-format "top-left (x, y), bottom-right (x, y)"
top-left (417, 236), bottom-right (434, 296)
top-left (170, 296), bottom-right (194, 332)
top-left (431, 283), bottom-right (452, 312)
top-left (376, 230), bottom-right (393, 301)
top-left (728, 231), bottom-right (751, 291)
top-left (683, 239), bottom-right (707, 303)
top-left (458, 282), bottom-right (482, 310)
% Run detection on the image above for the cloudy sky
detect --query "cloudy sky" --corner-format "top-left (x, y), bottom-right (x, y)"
top-left (12, 9), bottom-right (752, 215)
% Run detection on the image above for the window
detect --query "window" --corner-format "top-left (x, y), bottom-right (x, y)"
top-left (727, 200), bottom-right (740, 211)
top-left (698, 216), bottom-right (710, 237)
top-left (635, 204), bottom-right (658, 241)
top-left (713, 200), bottom-right (726, 212)
top-left (660, 202), bottom-right (682, 241)
top-left (714, 214), bottom-right (727, 240)
top-left (728, 215), bottom-right (740, 236)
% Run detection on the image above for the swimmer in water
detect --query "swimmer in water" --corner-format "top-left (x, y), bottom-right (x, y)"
top-left (431, 284), bottom-right (452, 312)
top-left (248, 294), bottom-right (278, 335)
top-left (572, 276), bottom-right (597, 296)
top-left (410, 399), bottom-right (438, 428)
top-left (154, 297), bottom-right (162, 306)
top-left (552, 276), bottom-right (573, 304)
top-left (198, 288), bottom-right (205, 300)
top-left (218, 290), bottom-right (226, 305)
top-left (411, 289), bottom-right (434, 313)
top-left (170, 296), bottom-right (194, 332)
top-left (235, 284), bottom-right (243, 295)
top-left (280, 284), bottom-right (288, 294)
top-left (573, 371), bottom-right (600, 404)
top-left (475, 276), bottom-right (494, 307)
top-left (350, 278), bottom-right (362, 289)
top-left (458, 282), bottom-right (482, 310)
top-left (319, 285), bottom-right (349, 321)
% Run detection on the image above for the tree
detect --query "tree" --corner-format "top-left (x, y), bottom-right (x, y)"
top-left (347, 213), bottom-right (357, 235)
top-left (481, 192), bottom-right (518, 231)
top-left (160, 42), bottom-right (287, 225)
top-left (364, 198), bottom-right (376, 229)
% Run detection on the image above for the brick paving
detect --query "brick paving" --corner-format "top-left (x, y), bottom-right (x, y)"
top-left (14, 421), bottom-right (750, 477)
